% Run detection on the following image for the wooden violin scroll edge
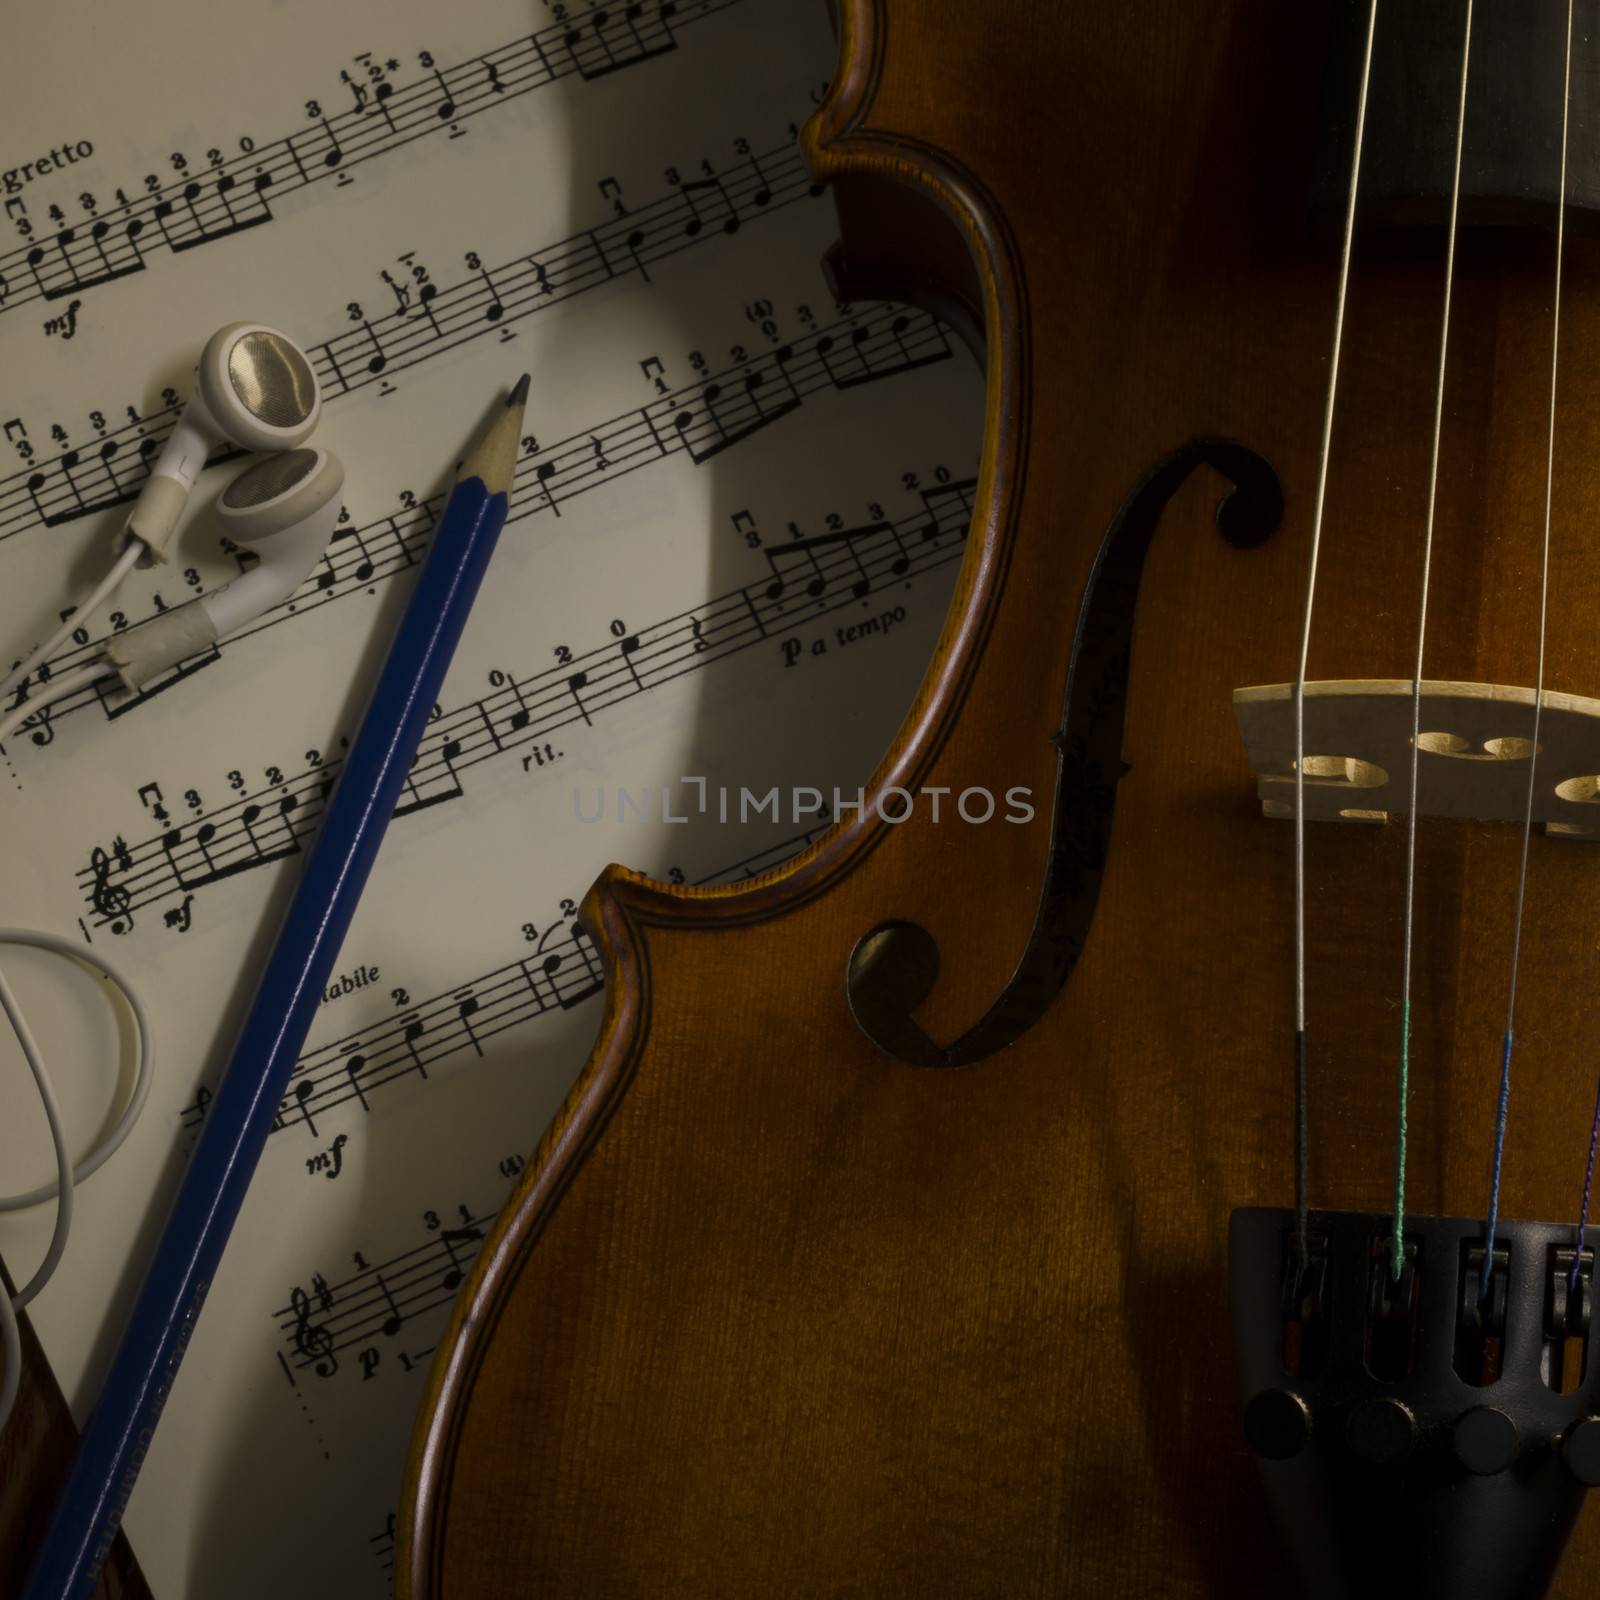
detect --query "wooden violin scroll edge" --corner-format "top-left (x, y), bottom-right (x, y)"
top-left (397, 1), bottom-right (1029, 1591)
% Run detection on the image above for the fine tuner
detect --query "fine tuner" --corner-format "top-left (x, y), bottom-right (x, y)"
top-left (0, 321), bottom-right (342, 743)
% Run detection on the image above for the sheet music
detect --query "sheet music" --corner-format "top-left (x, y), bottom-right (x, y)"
top-left (0, 0), bottom-right (981, 1591)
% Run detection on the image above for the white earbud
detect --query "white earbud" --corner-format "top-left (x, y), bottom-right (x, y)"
top-left (3, 322), bottom-right (340, 732)
top-left (1, 322), bottom-right (332, 723)
top-left (208, 448), bottom-right (344, 634)
top-left (125, 322), bottom-right (322, 564)
top-left (106, 447), bottom-right (344, 688)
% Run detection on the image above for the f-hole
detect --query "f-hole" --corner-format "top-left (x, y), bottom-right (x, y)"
top-left (847, 438), bottom-right (1283, 1069)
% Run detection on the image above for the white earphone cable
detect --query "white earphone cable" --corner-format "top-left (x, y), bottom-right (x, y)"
top-left (0, 931), bottom-right (154, 1431)
top-left (0, 542), bottom-right (141, 706)
top-left (0, 660), bottom-right (117, 748)
top-left (0, 321), bottom-right (322, 1431)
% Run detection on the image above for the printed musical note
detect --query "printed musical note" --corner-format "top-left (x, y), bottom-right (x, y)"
top-left (500, 677), bottom-right (534, 735)
top-left (374, 1271), bottom-right (403, 1337)
top-left (230, 828), bottom-right (823, 1149)
top-left (2, 5), bottom-right (745, 327)
top-left (84, 216), bottom-right (146, 288)
top-left (622, 223), bottom-right (651, 280)
top-left (431, 68), bottom-right (458, 120)
top-left (4, 132), bottom-right (819, 549)
top-left (317, 118), bottom-right (344, 168)
top-left (617, 632), bottom-right (644, 689)
top-left (283, 1078), bottom-right (319, 1138)
top-left (533, 459), bottom-right (561, 516)
top-left (824, 314), bottom-right (952, 391)
top-left (764, 520), bottom-right (891, 606)
top-left (343, 1051), bottom-right (370, 1111)
top-left (677, 173), bottom-right (737, 238)
top-left (478, 264), bottom-right (504, 322)
top-left (78, 459), bottom-right (976, 933)
top-left (744, 149), bottom-right (773, 207)
top-left (392, 724), bottom-right (470, 815)
top-left (379, 266), bottom-right (411, 315)
top-left (240, 799), bottom-right (305, 870)
top-left (680, 362), bottom-right (800, 465)
top-left (23, 224), bottom-right (146, 301)
top-left (100, 642), bottom-right (222, 719)
top-left (163, 174), bottom-right (275, 252)
top-left (157, 813), bottom-right (267, 894)
top-left (339, 68), bottom-right (370, 114)
top-left (566, 670), bottom-right (592, 725)
top-left (275, 1196), bottom-right (510, 1381)
top-left (38, 437), bottom-right (144, 526)
top-left (5, 1), bottom-right (987, 1593)
top-left (563, 0), bottom-right (681, 82)
top-left (438, 1227), bottom-right (482, 1292)
top-left (551, 925), bottom-right (605, 1009)
top-left (401, 1014), bottom-right (428, 1079)
top-left (370, 80), bottom-right (399, 134)
top-left (414, 279), bottom-right (443, 336)
top-left (455, 992), bottom-right (483, 1057)
top-left (333, 519), bottom-right (378, 583)
top-left (359, 321), bottom-right (387, 374)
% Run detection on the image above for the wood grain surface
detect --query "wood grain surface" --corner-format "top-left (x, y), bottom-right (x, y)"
top-left (399, 1), bottom-right (1600, 1592)
top-left (0, 1264), bottom-right (151, 1598)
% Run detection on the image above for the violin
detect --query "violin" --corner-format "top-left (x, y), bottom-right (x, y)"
top-left (398, 2), bottom-right (1600, 1594)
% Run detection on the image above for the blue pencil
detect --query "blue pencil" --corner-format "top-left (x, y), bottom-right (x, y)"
top-left (22, 374), bottom-right (531, 1600)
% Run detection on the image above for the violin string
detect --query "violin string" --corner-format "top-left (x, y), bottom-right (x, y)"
top-left (1394, 0), bottom-right (1475, 1281)
top-left (1292, 0), bottom-right (1380, 1269)
top-left (1485, 0), bottom-right (1575, 1289)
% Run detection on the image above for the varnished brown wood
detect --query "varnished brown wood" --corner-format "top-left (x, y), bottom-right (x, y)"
top-left (0, 1266), bottom-right (151, 1599)
top-left (400, 2), bottom-right (1600, 1592)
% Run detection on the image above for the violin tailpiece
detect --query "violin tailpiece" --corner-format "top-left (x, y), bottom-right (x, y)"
top-left (1233, 1208), bottom-right (1600, 1600)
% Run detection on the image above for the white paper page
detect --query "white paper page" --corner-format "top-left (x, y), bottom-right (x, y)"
top-left (0, 2), bottom-right (982, 1592)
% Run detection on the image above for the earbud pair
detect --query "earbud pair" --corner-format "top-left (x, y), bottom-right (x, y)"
top-left (0, 324), bottom-right (342, 736)
top-left (110, 322), bottom-right (343, 688)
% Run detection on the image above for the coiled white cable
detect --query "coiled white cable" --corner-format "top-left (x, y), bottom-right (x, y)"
top-left (0, 930), bottom-right (154, 1431)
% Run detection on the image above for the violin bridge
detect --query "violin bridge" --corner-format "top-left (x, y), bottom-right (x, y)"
top-left (1232, 679), bottom-right (1600, 838)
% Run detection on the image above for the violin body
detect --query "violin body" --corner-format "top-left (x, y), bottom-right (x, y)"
top-left (400, 2), bottom-right (1600, 1592)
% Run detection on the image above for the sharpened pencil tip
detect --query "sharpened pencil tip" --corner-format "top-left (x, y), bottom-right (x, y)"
top-left (508, 373), bottom-right (531, 407)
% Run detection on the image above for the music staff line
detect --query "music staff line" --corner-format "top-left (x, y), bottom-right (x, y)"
top-left (2, 134), bottom-right (817, 547)
top-left (184, 923), bottom-right (606, 1141)
top-left (277, 1210), bottom-right (493, 1381)
top-left (370, 1515), bottom-right (395, 1580)
top-left (23, 304), bottom-right (950, 747)
top-left (76, 460), bottom-right (976, 931)
top-left (0, 0), bottom-right (740, 320)
top-left (179, 819), bottom-right (831, 1144)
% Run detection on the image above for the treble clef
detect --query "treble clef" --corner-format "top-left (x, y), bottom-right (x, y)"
top-left (290, 1285), bottom-right (338, 1377)
top-left (89, 844), bottom-right (133, 934)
